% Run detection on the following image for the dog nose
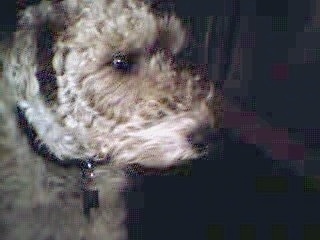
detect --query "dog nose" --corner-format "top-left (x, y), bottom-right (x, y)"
top-left (187, 123), bottom-right (218, 152)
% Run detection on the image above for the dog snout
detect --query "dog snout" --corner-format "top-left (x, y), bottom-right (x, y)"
top-left (187, 123), bottom-right (218, 152)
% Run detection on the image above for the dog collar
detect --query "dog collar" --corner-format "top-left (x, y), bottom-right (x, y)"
top-left (16, 105), bottom-right (100, 219)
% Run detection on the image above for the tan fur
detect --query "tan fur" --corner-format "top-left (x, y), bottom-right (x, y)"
top-left (0, 0), bottom-right (221, 239)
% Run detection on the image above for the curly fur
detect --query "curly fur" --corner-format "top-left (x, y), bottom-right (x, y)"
top-left (0, 0), bottom-right (221, 239)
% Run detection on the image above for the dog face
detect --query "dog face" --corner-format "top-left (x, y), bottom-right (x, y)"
top-left (5, 0), bottom-right (220, 168)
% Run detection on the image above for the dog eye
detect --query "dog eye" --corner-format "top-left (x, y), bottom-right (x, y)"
top-left (112, 53), bottom-right (131, 71)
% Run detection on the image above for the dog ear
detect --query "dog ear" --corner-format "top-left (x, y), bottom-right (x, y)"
top-left (157, 14), bottom-right (187, 55)
top-left (147, 0), bottom-right (176, 13)
top-left (147, 1), bottom-right (186, 54)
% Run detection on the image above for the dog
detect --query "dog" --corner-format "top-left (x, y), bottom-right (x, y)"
top-left (0, 0), bottom-right (222, 239)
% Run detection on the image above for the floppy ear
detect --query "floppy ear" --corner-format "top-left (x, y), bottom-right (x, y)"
top-left (157, 15), bottom-right (187, 55)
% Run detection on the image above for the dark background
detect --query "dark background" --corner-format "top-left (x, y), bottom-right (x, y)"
top-left (2, 1), bottom-right (320, 239)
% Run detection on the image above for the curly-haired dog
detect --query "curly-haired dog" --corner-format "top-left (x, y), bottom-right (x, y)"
top-left (0, 0), bottom-right (222, 239)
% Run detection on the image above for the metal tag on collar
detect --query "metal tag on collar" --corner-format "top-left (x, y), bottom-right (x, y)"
top-left (81, 159), bottom-right (100, 219)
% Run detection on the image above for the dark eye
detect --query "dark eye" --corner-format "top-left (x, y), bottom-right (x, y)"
top-left (112, 52), bottom-right (131, 71)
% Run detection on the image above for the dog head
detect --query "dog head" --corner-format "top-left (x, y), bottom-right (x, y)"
top-left (5, 0), bottom-right (222, 169)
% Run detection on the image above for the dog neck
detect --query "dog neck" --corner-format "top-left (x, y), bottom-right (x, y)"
top-left (16, 105), bottom-right (102, 218)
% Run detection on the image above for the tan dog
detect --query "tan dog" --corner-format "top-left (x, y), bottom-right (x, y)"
top-left (0, 0), bottom-right (221, 239)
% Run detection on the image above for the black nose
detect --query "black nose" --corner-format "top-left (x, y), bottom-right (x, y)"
top-left (187, 124), bottom-right (219, 152)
